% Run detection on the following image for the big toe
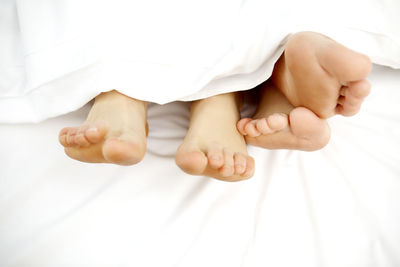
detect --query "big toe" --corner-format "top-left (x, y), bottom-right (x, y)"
top-left (176, 144), bottom-right (254, 182)
top-left (289, 107), bottom-right (331, 150)
top-left (175, 149), bottom-right (208, 175)
top-left (102, 133), bottom-right (146, 165)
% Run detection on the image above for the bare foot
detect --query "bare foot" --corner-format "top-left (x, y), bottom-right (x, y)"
top-left (59, 90), bottom-right (148, 165)
top-left (237, 82), bottom-right (330, 151)
top-left (271, 31), bottom-right (372, 118)
top-left (175, 93), bottom-right (255, 182)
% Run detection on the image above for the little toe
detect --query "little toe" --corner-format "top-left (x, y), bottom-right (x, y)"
top-left (59, 127), bottom-right (71, 147)
top-left (233, 153), bottom-right (247, 175)
top-left (219, 149), bottom-right (235, 177)
top-left (59, 127), bottom-right (70, 137)
top-left (66, 128), bottom-right (79, 146)
top-left (207, 146), bottom-right (224, 169)
top-left (337, 101), bottom-right (362, 117)
top-left (59, 134), bottom-right (68, 147)
top-left (242, 156), bottom-right (255, 178)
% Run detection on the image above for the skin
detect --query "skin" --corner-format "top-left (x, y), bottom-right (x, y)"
top-left (175, 93), bottom-right (255, 182)
top-left (59, 90), bottom-right (148, 165)
top-left (59, 31), bottom-right (373, 181)
top-left (237, 82), bottom-right (330, 151)
top-left (271, 31), bottom-right (372, 119)
top-left (238, 31), bottom-right (372, 151)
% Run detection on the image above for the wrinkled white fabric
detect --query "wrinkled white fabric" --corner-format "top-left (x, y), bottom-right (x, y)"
top-left (0, 0), bottom-right (399, 123)
top-left (0, 65), bottom-right (399, 267)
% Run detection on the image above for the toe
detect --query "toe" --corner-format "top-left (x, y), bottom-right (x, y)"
top-left (207, 145), bottom-right (224, 169)
top-left (336, 80), bottom-right (370, 117)
top-left (244, 120), bottom-right (261, 137)
top-left (241, 114), bottom-right (288, 137)
top-left (85, 124), bottom-right (107, 143)
top-left (266, 113), bottom-right (288, 132)
top-left (219, 149), bottom-right (235, 177)
top-left (237, 118), bottom-right (252, 135)
top-left (73, 126), bottom-right (91, 147)
top-left (66, 128), bottom-right (79, 146)
top-left (175, 149), bottom-right (208, 175)
top-left (233, 153), bottom-right (247, 175)
top-left (347, 80), bottom-right (371, 99)
top-left (290, 107), bottom-right (331, 150)
top-left (59, 127), bottom-right (71, 147)
top-left (336, 101), bottom-right (361, 117)
top-left (255, 118), bottom-right (271, 134)
top-left (103, 133), bottom-right (146, 165)
top-left (74, 133), bottom-right (91, 147)
top-left (242, 156), bottom-right (255, 178)
top-left (337, 93), bottom-right (362, 117)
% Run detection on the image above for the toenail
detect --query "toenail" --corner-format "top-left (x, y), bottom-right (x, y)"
top-left (235, 164), bottom-right (245, 172)
top-left (275, 113), bottom-right (287, 119)
top-left (210, 155), bottom-right (222, 161)
top-left (76, 133), bottom-right (85, 141)
top-left (87, 127), bottom-right (98, 133)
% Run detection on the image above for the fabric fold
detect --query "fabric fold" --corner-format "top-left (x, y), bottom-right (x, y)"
top-left (0, 0), bottom-right (399, 123)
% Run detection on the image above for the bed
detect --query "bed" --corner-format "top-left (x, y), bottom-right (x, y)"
top-left (1, 0), bottom-right (400, 266)
top-left (1, 64), bottom-right (400, 267)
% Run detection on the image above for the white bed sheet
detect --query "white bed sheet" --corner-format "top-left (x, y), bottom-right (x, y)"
top-left (0, 65), bottom-right (399, 267)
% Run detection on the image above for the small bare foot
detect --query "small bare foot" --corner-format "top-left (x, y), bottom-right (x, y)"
top-left (175, 93), bottom-right (255, 182)
top-left (237, 83), bottom-right (330, 151)
top-left (59, 90), bottom-right (148, 165)
top-left (271, 31), bottom-right (372, 118)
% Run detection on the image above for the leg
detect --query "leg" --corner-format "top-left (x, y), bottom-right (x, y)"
top-left (271, 31), bottom-right (372, 118)
top-left (237, 82), bottom-right (330, 151)
top-left (175, 93), bottom-right (255, 182)
top-left (59, 90), bottom-right (148, 165)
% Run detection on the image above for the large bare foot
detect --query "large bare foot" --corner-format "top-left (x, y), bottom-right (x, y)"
top-left (175, 93), bottom-right (255, 182)
top-left (59, 90), bottom-right (148, 165)
top-left (237, 82), bottom-right (330, 151)
top-left (271, 31), bottom-right (372, 118)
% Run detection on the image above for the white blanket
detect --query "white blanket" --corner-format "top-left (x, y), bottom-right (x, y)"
top-left (0, 65), bottom-right (399, 266)
top-left (1, 0), bottom-right (399, 123)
